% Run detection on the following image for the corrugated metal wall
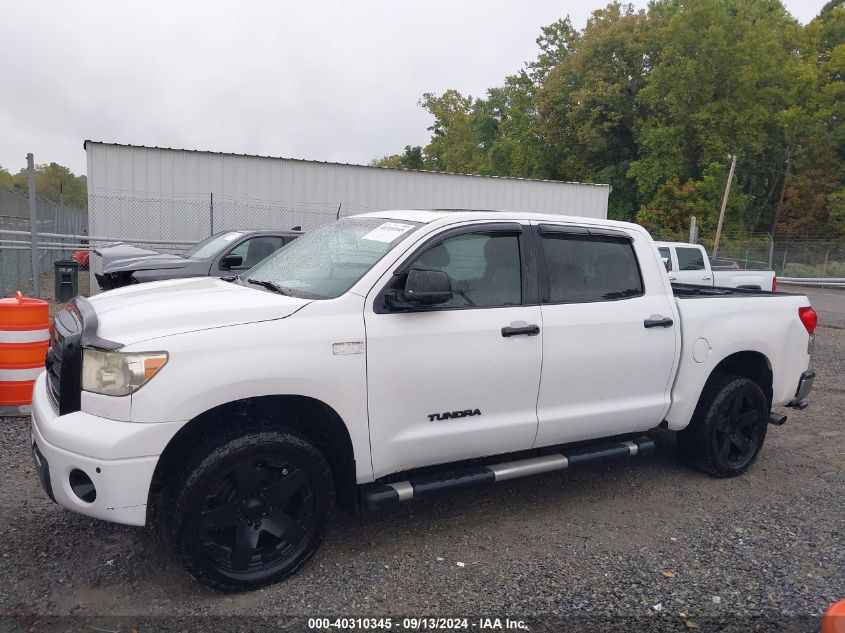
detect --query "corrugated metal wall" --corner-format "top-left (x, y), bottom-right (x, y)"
top-left (86, 141), bottom-right (609, 291)
top-left (86, 141), bottom-right (609, 237)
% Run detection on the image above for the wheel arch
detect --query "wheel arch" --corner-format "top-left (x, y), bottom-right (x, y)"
top-left (707, 350), bottom-right (773, 410)
top-left (147, 394), bottom-right (358, 524)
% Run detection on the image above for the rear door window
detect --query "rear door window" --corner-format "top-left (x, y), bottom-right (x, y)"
top-left (540, 234), bottom-right (644, 303)
top-left (676, 247), bottom-right (706, 271)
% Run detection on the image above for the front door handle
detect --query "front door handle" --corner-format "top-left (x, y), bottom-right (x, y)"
top-left (502, 324), bottom-right (540, 337)
top-left (702, 277), bottom-right (711, 281)
top-left (644, 316), bottom-right (674, 328)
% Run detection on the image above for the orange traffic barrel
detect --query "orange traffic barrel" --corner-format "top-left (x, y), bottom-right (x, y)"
top-left (824, 600), bottom-right (845, 633)
top-left (0, 291), bottom-right (50, 409)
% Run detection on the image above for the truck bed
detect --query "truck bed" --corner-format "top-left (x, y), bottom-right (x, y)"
top-left (665, 282), bottom-right (812, 431)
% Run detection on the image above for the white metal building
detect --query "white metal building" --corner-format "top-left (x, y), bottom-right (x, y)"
top-left (85, 141), bottom-right (610, 288)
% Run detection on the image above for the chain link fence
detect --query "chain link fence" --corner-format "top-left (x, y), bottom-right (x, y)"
top-left (84, 192), bottom-right (381, 291)
top-left (698, 234), bottom-right (774, 271)
top-left (772, 239), bottom-right (845, 278)
top-left (0, 190), bottom-right (88, 298)
top-left (88, 192), bottom-right (376, 251)
top-left (4, 186), bottom-right (845, 299)
top-left (652, 229), bottom-right (845, 279)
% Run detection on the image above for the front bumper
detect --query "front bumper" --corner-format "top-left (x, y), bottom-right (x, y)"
top-left (787, 370), bottom-right (815, 409)
top-left (29, 373), bottom-right (184, 527)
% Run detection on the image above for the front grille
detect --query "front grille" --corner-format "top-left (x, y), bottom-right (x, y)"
top-left (45, 305), bottom-right (83, 415)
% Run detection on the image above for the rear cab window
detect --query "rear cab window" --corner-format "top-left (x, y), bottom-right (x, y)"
top-left (676, 247), bottom-right (706, 271)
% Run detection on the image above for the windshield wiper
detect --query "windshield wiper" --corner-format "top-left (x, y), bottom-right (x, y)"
top-left (246, 278), bottom-right (295, 296)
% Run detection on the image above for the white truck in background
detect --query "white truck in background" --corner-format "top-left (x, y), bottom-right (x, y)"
top-left (31, 211), bottom-right (815, 590)
top-left (656, 241), bottom-right (777, 291)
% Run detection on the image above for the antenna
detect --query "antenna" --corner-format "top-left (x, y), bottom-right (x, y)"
top-left (336, 203), bottom-right (342, 220)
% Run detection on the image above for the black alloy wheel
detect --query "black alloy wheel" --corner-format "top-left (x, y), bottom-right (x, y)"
top-left (198, 454), bottom-right (315, 574)
top-left (678, 374), bottom-right (769, 477)
top-left (170, 430), bottom-right (334, 590)
top-left (712, 387), bottom-right (763, 469)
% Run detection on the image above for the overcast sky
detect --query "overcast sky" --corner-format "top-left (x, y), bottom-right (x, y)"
top-left (0, 0), bottom-right (828, 176)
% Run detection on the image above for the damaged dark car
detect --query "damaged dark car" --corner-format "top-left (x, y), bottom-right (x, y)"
top-left (94, 229), bottom-right (301, 290)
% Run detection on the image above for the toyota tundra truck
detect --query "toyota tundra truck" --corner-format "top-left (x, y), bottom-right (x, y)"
top-left (30, 210), bottom-right (817, 590)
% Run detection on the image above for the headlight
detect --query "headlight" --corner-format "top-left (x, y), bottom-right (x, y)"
top-left (82, 349), bottom-right (168, 396)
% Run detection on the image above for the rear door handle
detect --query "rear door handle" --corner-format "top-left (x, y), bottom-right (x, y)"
top-left (502, 324), bottom-right (540, 337)
top-left (644, 316), bottom-right (674, 328)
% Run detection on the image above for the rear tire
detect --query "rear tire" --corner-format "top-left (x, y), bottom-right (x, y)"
top-left (165, 427), bottom-right (335, 591)
top-left (678, 374), bottom-right (769, 477)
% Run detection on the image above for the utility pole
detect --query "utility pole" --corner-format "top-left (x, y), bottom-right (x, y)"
top-left (713, 154), bottom-right (736, 257)
top-left (27, 153), bottom-right (39, 298)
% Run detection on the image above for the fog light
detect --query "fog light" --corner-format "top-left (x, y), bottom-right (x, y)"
top-left (69, 469), bottom-right (96, 503)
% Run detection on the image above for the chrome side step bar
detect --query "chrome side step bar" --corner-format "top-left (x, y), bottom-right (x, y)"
top-left (363, 436), bottom-right (656, 509)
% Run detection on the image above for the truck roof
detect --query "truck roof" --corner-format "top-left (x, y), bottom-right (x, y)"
top-left (353, 209), bottom-right (643, 233)
top-left (654, 241), bottom-right (700, 248)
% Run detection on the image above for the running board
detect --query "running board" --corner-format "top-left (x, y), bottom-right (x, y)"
top-left (363, 436), bottom-right (656, 509)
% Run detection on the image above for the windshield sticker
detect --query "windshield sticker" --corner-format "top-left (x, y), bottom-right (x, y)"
top-left (221, 233), bottom-right (240, 242)
top-left (361, 222), bottom-right (415, 243)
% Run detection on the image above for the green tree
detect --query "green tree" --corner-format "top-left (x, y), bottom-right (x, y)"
top-left (538, 3), bottom-right (653, 219)
top-left (0, 166), bottom-right (13, 192)
top-left (372, 145), bottom-right (429, 170)
top-left (418, 90), bottom-right (489, 173)
top-left (377, 0), bottom-right (845, 237)
top-left (636, 163), bottom-right (748, 237)
top-left (0, 161), bottom-right (87, 210)
top-left (775, 4), bottom-right (845, 236)
top-left (629, 0), bottom-right (810, 235)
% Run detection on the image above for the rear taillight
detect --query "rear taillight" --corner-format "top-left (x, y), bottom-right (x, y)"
top-left (772, 276), bottom-right (777, 292)
top-left (799, 307), bottom-right (817, 335)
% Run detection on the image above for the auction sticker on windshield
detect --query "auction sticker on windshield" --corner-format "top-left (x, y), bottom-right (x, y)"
top-left (361, 222), bottom-right (415, 243)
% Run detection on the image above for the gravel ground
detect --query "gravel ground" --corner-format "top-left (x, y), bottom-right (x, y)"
top-left (0, 292), bottom-right (842, 632)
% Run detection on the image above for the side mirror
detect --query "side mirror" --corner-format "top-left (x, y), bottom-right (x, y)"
top-left (220, 254), bottom-right (243, 270)
top-left (385, 269), bottom-right (453, 311)
top-left (662, 258), bottom-right (671, 272)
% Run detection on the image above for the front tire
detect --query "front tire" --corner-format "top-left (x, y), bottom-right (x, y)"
top-left (166, 428), bottom-right (335, 591)
top-left (678, 374), bottom-right (769, 477)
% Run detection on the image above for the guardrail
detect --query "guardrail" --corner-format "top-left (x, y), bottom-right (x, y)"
top-left (777, 277), bottom-right (845, 288)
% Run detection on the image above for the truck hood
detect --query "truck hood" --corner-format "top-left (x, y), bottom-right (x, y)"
top-left (96, 242), bottom-right (194, 273)
top-left (87, 277), bottom-right (312, 345)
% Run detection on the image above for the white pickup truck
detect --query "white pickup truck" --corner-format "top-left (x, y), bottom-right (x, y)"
top-left (656, 241), bottom-right (777, 291)
top-left (31, 210), bottom-right (816, 590)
